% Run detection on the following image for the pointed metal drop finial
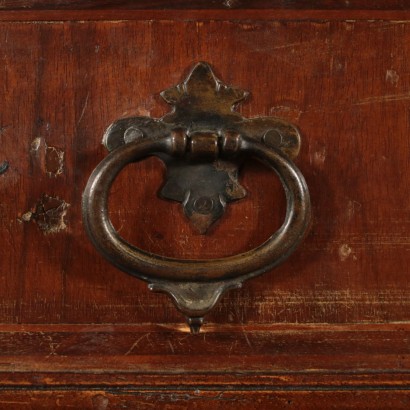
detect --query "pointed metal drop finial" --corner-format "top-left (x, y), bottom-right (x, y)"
top-left (187, 317), bottom-right (204, 334)
top-left (149, 280), bottom-right (243, 334)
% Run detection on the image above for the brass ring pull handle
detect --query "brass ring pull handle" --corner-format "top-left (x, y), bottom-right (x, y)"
top-left (82, 63), bottom-right (311, 332)
top-left (83, 132), bottom-right (310, 280)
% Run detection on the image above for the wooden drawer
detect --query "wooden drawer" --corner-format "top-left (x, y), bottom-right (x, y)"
top-left (0, 2), bottom-right (409, 408)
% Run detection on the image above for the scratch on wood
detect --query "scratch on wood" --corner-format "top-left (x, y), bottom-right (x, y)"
top-left (124, 333), bottom-right (151, 356)
top-left (243, 332), bottom-right (253, 348)
top-left (269, 105), bottom-right (302, 122)
top-left (0, 402), bottom-right (31, 406)
top-left (354, 92), bottom-right (410, 105)
top-left (346, 199), bottom-right (362, 220)
top-left (223, 0), bottom-right (239, 8)
top-left (77, 92), bottom-right (90, 125)
top-left (167, 339), bottom-right (175, 354)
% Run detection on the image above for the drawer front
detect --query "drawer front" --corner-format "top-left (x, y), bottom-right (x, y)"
top-left (1, 14), bottom-right (409, 408)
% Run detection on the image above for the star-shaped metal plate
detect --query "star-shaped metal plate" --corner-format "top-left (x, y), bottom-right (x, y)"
top-left (102, 62), bottom-right (301, 233)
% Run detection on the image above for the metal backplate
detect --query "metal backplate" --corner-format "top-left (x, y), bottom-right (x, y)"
top-left (103, 62), bottom-right (300, 234)
top-left (95, 62), bottom-right (305, 332)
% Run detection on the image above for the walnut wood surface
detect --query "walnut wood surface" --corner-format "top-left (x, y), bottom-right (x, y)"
top-left (0, 16), bottom-right (409, 406)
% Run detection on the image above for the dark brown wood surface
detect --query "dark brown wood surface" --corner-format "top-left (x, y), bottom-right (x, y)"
top-left (0, 0), bottom-right (409, 10)
top-left (2, 9), bottom-right (410, 21)
top-left (0, 14), bottom-right (409, 408)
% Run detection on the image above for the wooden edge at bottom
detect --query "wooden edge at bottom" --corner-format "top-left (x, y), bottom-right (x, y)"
top-left (0, 323), bottom-right (408, 388)
top-left (0, 389), bottom-right (409, 410)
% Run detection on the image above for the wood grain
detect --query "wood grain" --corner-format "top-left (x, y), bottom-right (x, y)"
top-left (0, 0), bottom-right (409, 10)
top-left (0, 15), bottom-right (409, 404)
top-left (1, 20), bottom-right (410, 325)
top-left (2, 9), bottom-right (410, 21)
top-left (0, 323), bottom-right (409, 374)
top-left (0, 390), bottom-right (409, 410)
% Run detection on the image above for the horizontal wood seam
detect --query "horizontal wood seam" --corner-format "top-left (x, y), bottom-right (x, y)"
top-left (2, 10), bottom-right (410, 21)
top-left (1, 323), bottom-right (409, 332)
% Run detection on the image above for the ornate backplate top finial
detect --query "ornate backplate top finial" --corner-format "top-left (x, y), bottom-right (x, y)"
top-left (161, 62), bottom-right (248, 123)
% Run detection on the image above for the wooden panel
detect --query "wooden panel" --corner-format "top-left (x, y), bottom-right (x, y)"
top-left (1, 20), bottom-right (410, 326)
top-left (1, 324), bottom-right (410, 406)
top-left (0, 15), bottom-right (409, 403)
top-left (0, 324), bottom-right (409, 375)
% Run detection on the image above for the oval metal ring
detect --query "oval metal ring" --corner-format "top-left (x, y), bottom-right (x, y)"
top-left (82, 133), bottom-right (311, 283)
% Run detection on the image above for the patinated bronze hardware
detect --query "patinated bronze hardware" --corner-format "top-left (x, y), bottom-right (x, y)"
top-left (82, 62), bottom-right (311, 333)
